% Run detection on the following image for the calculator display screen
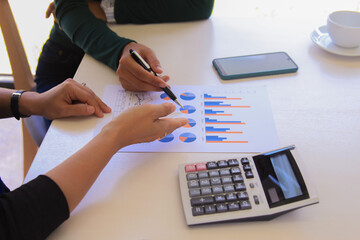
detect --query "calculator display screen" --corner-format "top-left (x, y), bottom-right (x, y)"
top-left (253, 149), bottom-right (309, 208)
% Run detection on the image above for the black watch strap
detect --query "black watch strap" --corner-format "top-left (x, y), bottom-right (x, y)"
top-left (11, 90), bottom-right (30, 120)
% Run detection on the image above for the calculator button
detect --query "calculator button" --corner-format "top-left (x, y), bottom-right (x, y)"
top-left (249, 183), bottom-right (255, 188)
top-left (240, 200), bottom-right (252, 210)
top-left (196, 163), bottom-right (207, 171)
top-left (209, 170), bottom-right (219, 177)
top-left (198, 172), bottom-right (209, 179)
top-left (199, 179), bottom-right (211, 187)
top-left (228, 159), bottom-right (239, 167)
top-left (214, 194), bottom-right (226, 203)
top-left (245, 171), bottom-right (254, 179)
top-left (191, 196), bottom-right (214, 206)
top-left (230, 167), bottom-right (241, 174)
top-left (204, 205), bottom-right (217, 214)
top-left (185, 164), bottom-right (196, 172)
top-left (192, 206), bottom-right (205, 216)
top-left (243, 164), bottom-right (251, 171)
top-left (232, 174), bottom-right (244, 183)
top-left (186, 173), bottom-right (198, 180)
top-left (211, 177), bottom-right (221, 185)
top-left (206, 161), bottom-right (217, 169)
top-left (228, 202), bottom-right (240, 211)
top-left (216, 203), bottom-right (228, 213)
top-left (237, 191), bottom-right (249, 200)
top-left (234, 182), bottom-right (246, 191)
top-left (221, 176), bottom-right (233, 184)
top-left (219, 169), bottom-right (231, 176)
top-left (224, 184), bottom-right (235, 192)
top-left (189, 188), bottom-right (201, 197)
top-left (241, 157), bottom-right (249, 165)
top-left (225, 193), bottom-right (237, 202)
top-left (188, 180), bottom-right (199, 188)
top-left (212, 186), bottom-right (224, 194)
top-left (253, 195), bottom-right (260, 205)
top-left (201, 187), bottom-right (212, 196)
top-left (217, 160), bottom-right (228, 168)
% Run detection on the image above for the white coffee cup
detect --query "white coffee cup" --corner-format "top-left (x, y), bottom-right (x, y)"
top-left (327, 10), bottom-right (360, 48)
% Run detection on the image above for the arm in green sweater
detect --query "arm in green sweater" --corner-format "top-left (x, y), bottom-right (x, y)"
top-left (54, 0), bottom-right (214, 71)
top-left (54, 0), bottom-right (134, 71)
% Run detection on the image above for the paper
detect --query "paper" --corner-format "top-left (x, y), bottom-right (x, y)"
top-left (95, 85), bottom-right (279, 153)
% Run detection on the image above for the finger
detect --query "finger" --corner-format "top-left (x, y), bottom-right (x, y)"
top-left (150, 102), bottom-right (176, 119)
top-left (124, 56), bottom-right (167, 88)
top-left (60, 104), bottom-right (96, 118)
top-left (142, 48), bottom-right (163, 74)
top-left (159, 117), bottom-right (189, 134)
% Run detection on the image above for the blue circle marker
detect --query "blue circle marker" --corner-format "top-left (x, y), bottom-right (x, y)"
top-left (179, 132), bottom-right (196, 143)
top-left (180, 92), bottom-right (196, 101)
top-left (158, 133), bottom-right (174, 143)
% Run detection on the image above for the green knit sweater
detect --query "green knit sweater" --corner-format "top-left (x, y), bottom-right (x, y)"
top-left (51, 0), bottom-right (214, 71)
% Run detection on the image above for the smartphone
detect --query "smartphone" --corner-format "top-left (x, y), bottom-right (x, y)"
top-left (212, 52), bottom-right (298, 80)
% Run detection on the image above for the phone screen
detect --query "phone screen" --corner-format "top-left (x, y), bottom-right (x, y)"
top-left (213, 52), bottom-right (298, 80)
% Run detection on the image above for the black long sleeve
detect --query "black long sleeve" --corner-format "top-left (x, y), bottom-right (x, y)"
top-left (0, 175), bottom-right (69, 240)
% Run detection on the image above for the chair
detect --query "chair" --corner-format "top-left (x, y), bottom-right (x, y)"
top-left (0, 0), bottom-right (47, 177)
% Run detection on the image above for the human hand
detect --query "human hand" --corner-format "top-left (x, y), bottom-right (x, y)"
top-left (117, 42), bottom-right (170, 92)
top-left (20, 79), bottom-right (111, 119)
top-left (101, 103), bottom-right (188, 151)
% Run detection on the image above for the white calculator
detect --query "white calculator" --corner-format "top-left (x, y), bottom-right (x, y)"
top-left (178, 145), bottom-right (319, 225)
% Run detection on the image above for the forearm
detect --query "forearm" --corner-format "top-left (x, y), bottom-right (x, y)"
top-left (45, 128), bottom-right (123, 212)
top-left (0, 88), bottom-right (42, 119)
top-left (55, 0), bottom-right (134, 71)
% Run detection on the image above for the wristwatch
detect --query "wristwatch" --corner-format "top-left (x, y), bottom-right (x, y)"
top-left (11, 90), bottom-right (30, 120)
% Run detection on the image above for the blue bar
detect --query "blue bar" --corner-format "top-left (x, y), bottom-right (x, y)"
top-left (204, 101), bottom-right (231, 106)
top-left (206, 136), bottom-right (227, 141)
top-left (205, 118), bottom-right (242, 124)
top-left (206, 127), bottom-right (230, 132)
top-left (205, 109), bottom-right (225, 114)
top-left (204, 93), bottom-right (227, 99)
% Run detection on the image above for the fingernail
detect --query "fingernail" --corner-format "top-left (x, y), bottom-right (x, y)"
top-left (156, 65), bottom-right (162, 72)
top-left (87, 105), bottom-right (95, 113)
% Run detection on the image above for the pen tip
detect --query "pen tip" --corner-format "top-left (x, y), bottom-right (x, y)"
top-left (175, 100), bottom-right (184, 109)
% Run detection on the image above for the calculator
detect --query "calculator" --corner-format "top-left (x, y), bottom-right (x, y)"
top-left (178, 145), bottom-right (319, 225)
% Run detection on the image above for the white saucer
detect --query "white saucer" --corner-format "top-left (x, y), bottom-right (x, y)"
top-left (311, 25), bottom-right (360, 57)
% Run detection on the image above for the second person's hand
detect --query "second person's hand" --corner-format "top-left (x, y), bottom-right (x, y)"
top-left (117, 42), bottom-right (170, 92)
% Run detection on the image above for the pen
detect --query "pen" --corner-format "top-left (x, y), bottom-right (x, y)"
top-left (129, 49), bottom-right (184, 109)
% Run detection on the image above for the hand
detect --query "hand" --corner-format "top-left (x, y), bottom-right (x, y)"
top-left (117, 42), bottom-right (170, 92)
top-left (101, 103), bottom-right (188, 151)
top-left (20, 79), bottom-right (111, 119)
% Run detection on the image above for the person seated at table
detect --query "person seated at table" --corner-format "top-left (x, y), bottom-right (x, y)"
top-left (35, 0), bottom-right (214, 128)
top-left (0, 79), bottom-right (188, 240)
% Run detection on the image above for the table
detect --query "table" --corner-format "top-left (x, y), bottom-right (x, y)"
top-left (25, 3), bottom-right (360, 239)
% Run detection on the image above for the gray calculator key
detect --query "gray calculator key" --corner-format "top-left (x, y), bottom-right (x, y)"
top-left (189, 188), bottom-right (201, 197)
top-left (217, 160), bottom-right (228, 168)
top-left (231, 167), bottom-right (241, 174)
top-left (186, 173), bottom-right (198, 180)
top-left (212, 186), bottom-right (224, 194)
top-left (209, 170), bottom-right (219, 177)
top-left (201, 187), bottom-right (212, 196)
top-left (234, 182), bottom-right (246, 191)
top-left (228, 159), bottom-right (239, 167)
top-left (214, 195), bottom-right (226, 203)
top-left (204, 204), bottom-right (217, 214)
top-left (211, 177), bottom-right (221, 185)
top-left (191, 196), bottom-right (214, 206)
top-left (221, 176), bottom-right (233, 184)
top-left (216, 203), bottom-right (228, 213)
top-left (237, 191), bottom-right (249, 200)
top-left (228, 202), bottom-right (240, 211)
top-left (198, 171), bottom-right (209, 179)
top-left (192, 206), bottom-right (205, 216)
top-left (226, 193), bottom-right (237, 201)
top-left (200, 179), bottom-right (211, 187)
top-left (224, 184), bottom-right (235, 192)
top-left (240, 200), bottom-right (252, 210)
top-left (219, 169), bottom-right (231, 176)
top-left (188, 180), bottom-right (199, 188)
top-left (233, 174), bottom-right (244, 183)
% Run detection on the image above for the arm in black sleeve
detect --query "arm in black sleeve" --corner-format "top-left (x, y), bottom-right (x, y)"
top-left (114, 0), bottom-right (215, 24)
top-left (0, 175), bottom-right (69, 240)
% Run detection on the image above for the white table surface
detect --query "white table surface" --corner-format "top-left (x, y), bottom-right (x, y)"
top-left (25, 2), bottom-right (360, 239)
